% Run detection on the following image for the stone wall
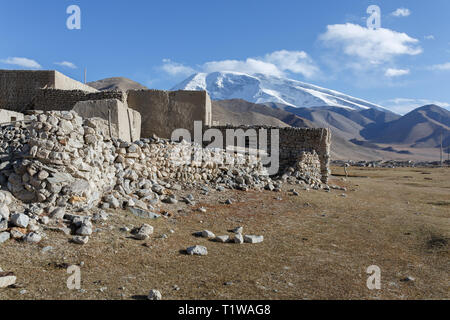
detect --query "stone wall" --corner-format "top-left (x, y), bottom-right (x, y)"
top-left (0, 110), bottom-right (269, 209)
top-left (208, 125), bottom-right (331, 183)
top-left (73, 99), bottom-right (141, 142)
top-left (0, 70), bottom-right (97, 112)
top-left (127, 90), bottom-right (212, 139)
top-left (31, 89), bottom-right (126, 112)
top-left (0, 110), bottom-right (24, 124)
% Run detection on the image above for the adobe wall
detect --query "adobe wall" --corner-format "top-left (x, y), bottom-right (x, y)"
top-left (73, 99), bottom-right (141, 142)
top-left (0, 70), bottom-right (97, 112)
top-left (53, 71), bottom-right (98, 92)
top-left (0, 109), bottom-right (25, 124)
top-left (208, 125), bottom-right (331, 183)
top-left (31, 89), bottom-right (126, 112)
top-left (126, 90), bottom-right (212, 139)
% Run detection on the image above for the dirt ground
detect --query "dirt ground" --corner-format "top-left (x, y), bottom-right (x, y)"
top-left (0, 166), bottom-right (449, 300)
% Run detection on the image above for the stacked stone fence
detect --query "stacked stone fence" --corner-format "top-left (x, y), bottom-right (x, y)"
top-left (207, 125), bottom-right (331, 183)
top-left (30, 89), bottom-right (126, 112)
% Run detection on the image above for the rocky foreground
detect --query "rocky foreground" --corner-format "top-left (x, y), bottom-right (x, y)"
top-left (0, 110), bottom-right (326, 253)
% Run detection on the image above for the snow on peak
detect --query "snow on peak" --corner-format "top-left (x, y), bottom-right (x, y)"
top-left (172, 71), bottom-right (387, 111)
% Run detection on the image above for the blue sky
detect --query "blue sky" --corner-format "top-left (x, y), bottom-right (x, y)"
top-left (1, 0), bottom-right (449, 114)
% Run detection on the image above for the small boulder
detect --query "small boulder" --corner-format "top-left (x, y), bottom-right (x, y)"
top-left (234, 233), bottom-right (244, 244)
top-left (72, 236), bottom-right (89, 245)
top-left (244, 235), bottom-right (264, 244)
top-left (0, 232), bottom-right (10, 244)
top-left (10, 213), bottom-right (29, 228)
top-left (148, 289), bottom-right (162, 300)
top-left (186, 245), bottom-right (208, 256)
top-left (0, 272), bottom-right (16, 288)
top-left (215, 235), bottom-right (230, 243)
top-left (133, 224), bottom-right (154, 240)
top-left (201, 230), bottom-right (215, 239)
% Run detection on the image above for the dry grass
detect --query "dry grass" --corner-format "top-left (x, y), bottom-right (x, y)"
top-left (0, 166), bottom-right (449, 300)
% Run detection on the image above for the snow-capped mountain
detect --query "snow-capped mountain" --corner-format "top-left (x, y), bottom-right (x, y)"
top-left (172, 71), bottom-right (388, 112)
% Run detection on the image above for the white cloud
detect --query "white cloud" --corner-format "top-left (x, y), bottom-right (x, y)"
top-left (203, 58), bottom-right (283, 77)
top-left (382, 98), bottom-right (450, 114)
top-left (385, 68), bottom-right (410, 77)
top-left (319, 23), bottom-right (422, 65)
top-left (1, 57), bottom-right (41, 69)
top-left (424, 35), bottom-right (435, 40)
top-left (161, 50), bottom-right (320, 79)
top-left (428, 62), bottom-right (450, 71)
top-left (264, 50), bottom-right (320, 78)
top-left (161, 59), bottom-right (195, 76)
top-left (391, 8), bottom-right (411, 17)
top-left (54, 61), bottom-right (77, 69)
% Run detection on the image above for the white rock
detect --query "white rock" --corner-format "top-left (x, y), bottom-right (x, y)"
top-left (201, 230), bottom-right (215, 239)
top-left (0, 232), bottom-right (10, 244)
top-left (76, 225), bottom-right (93, 236)
top-left (11, 213), bottom-right (29, 228)
top-left (0, 204), bottom-right (10, 220)
top-left (186, 245), bottom-right (208, 256)
top-left (24, 232), bottom-right (42, 243)
top-left (72, 236), bottom-right (89, 245)
top-left (232, 227), bottom-right (243, 234)
top-left (147, 289), bottom-right (162, 300)
top-left (244, 235), bottom-right (264, 244)
top-left (215, 235), bottom-right (230, 243)
top-left (39, 216), bottom-right (50, 225)
top-left (134, 224), bottom-right (154, 240)
top-left (50, 207), bottom-right (65, 220)
top-left (0, 219), bottom-right (8, 232)
top-left (0, 274), bottom-right (16, 288)
top-left (234, 233), bottom-right (244, 244)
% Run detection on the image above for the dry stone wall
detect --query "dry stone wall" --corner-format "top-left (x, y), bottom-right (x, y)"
top-left (208, 125), bottom-right (331, 183)
top-left (0, 111), bottom-right (270, 211)
top-left (31, 89), bottom-right (126, 112)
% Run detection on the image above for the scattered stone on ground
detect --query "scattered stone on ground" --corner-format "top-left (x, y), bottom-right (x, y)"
top-left (148, 289), bottom-right (162, 300)
top-left (186, 245), bottom-right (208, 256)
top-left (244, 235), bottom-right (264, 244)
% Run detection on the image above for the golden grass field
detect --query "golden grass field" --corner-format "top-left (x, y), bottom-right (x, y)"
top-left (0, 166), bottom-right (448, 300)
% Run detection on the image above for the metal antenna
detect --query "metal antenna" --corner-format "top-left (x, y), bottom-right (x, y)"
top-left (440, 130), bottom-right (443, 167)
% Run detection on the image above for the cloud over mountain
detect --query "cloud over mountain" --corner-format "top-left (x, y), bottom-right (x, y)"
top-left (161, 50), bottom-right (320, 79)
top-left (319, 23), bottom-right (422, 65)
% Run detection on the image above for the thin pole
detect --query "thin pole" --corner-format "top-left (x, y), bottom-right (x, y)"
top-left (84, 68), bottom-right (87, 84)
top-left (440, 131), bottom-right (443, 167)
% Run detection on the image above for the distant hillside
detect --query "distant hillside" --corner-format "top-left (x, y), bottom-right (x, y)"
top-left (88, 77), bottom-right (148, 91)
top-left (367, 105), bottom-right (450, 148)
top-left (213, 99), bottom-right (312, 128)
top-left (212, 100), bottom-right (290, 127)
top-left (274, 105), bottom-right (401, 141)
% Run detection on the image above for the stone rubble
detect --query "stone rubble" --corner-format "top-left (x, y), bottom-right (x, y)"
top-left (0, 110), bottom-right (328, 247)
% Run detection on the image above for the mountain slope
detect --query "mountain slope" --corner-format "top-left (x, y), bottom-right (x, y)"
top-left (213, 99), bottom-right (312, 128)
top-left (88, 77), bottom-right (148, 91)
top-left (368, 105), bottom-right (450, 147)
top-left (172, 71), bottom-right (388, 111)
top-left (212, 102), bottom-right (290, 127)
